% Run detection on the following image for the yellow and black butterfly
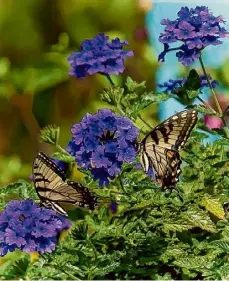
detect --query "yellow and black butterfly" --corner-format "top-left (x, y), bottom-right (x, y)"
top-left (33, 152), bottom-right (98, 216)
top-left (138, 109), bottom-right (198, 189)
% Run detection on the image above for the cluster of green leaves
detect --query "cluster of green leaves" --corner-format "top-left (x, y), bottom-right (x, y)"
top-left (1, 131), bottom-right (229, 280)
top-left (101, 76), bottom-right (170, 120)
top-left (1, 71), bottom-right (229, 280)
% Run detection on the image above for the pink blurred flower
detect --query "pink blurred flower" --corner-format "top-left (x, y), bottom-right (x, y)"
top-left (204, 115), bottom-right (223, 129)
top-left (204, 94), bottom-right (229, 129)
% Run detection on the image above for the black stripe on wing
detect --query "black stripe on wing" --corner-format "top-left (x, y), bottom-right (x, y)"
top-left (40, 200), bottom-right (67, 216)
top-left (33, 152), bottom-right (66, 181)
top-left (146, 109), bottom-right (198, 151)
top-left (139, 110), bottom-right (198, 189)
top-left (33, 152), bottom-right (99, 215)
top-left (67, 181), bottom-right (98, 210)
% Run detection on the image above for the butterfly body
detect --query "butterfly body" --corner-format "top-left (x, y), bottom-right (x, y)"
top-left (33, 152), bottom-right (98, 216)
top-left (139, 109), bottom-right (198, 189)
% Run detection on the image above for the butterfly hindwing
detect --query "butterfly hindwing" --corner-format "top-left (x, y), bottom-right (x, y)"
top-left (67, 181), bottom-right (98, 210)
top-left (33, 152), bottom-right (98, 215)
top-left (40, 200), bottom-right (67, 216)
top-left (139, 109), bottom-right (198, 189)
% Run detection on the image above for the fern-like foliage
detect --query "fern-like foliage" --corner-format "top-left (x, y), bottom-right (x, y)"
top-left (1, 73), bottom-right (229, 280)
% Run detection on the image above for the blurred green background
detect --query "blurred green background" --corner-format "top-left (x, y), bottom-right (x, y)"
top-left (0, 0), bottom-right (158, 186)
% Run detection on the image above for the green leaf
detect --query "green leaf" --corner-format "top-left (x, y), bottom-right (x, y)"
top-left (143, 92), bottom-right (170, 103)
top-left (194, 104), bottom-right (218, 116)
top-left (201, 196), bottom-right (225, 220)
top-left (163, 220), bottom-right (193, 232)
top-left (71, 221), bottom-right (88, 241)
top-left (89, 262), bottom-right (120, 279)
top-left (128, 98), bottom-right (153, 118)
top-left (52, 152), bottom-right (75, 163)
top-left (182, 207), bottom-right (217, 233)
top-left (0, 261), bottom-right (11, 276)
top-left (184, 69), bottom-right (201, 91)
top-left (187, 90), bottom-right (199, 99)
top-left (174, 255), bottom-right (212, 269)
top-left (0, 180), bottom-right (37, 210)
top-left (125, 76), bottom-right (146, 92)
top-left (127, 91), bottom-right (170, 118)
top-left (4, 257), bottom-right (30, 279)
top-left (40, 124), bottom-right (60, 145)
top-left (100, 86), bottom-right (124, 106)
top-left (161, 246), bottom-right (187, 262)
top-left (218, 264), bottom-right (229, 279)
top-left (210, 240), bottom-right (229, 252)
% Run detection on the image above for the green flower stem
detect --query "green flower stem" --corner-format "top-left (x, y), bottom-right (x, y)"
top-left (222, 107), bottom-right (229, 128)
top-left (199, 55), bottom-right (222, 115)
top-left (104, 74), bottom-right (151, 133)
top-left (117, 104), bottom-right (126, 116)
top-left (222, 117), bottom-right (227, 127)
top-left (223, 126), bottom-right (229, 139)
top-left (106, 74), bottom-right (115, 86)
top-left (196, 96), bottom-right (216, 114)
top-left (56, 144), bottom-right (68, 154)
top-left (119, 176), bottom-right (128, 195)
top-left (138, 114), bottom-right (153, 130)
top-left (87, 237), bottom-right (98, 261)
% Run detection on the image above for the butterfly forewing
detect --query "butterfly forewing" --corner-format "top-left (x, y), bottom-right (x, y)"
top-left (33, 152), bottom-right (98, 215)
top-left (143, 110), bottom-right (198, 151)
top-left (139, 109), bottom-right (198, 189)
top-left (33, 152), bottom-right (67, 200)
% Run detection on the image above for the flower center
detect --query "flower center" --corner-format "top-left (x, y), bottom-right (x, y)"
top-left (100, 130), bottom-right (116, 142)
top-left (19, 215), bottom-right (25, 221)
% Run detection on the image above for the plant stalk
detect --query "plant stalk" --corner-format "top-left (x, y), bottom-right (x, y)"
top-left (105, 74), bottom-right (115, 86)
top-left (199, 55), bottom-right (222, 115)
top-left (138, 114), bottom-right (153, 130)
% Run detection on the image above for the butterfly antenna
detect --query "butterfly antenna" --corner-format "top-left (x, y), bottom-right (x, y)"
top-left (173, 186), bottom-right (184, 202)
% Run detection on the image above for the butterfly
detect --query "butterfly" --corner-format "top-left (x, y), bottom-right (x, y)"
top-left (138, 109), bottom-right (198, 189)
top-left (33, 152), bottom-right (98, 216)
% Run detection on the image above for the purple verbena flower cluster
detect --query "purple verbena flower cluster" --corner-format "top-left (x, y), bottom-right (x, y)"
top-left (158, 79), bottom-right (184, 93)
top-left (159, 6), bottom-right (229, 66)
top-left (67, 109), bottom-right (139, 186)
top-left (0, 199), bottom-right (71, 257)
top-left (68, 33), bottom-right (133, 78)
top-left (158, 74), bottom-right (218, 93)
